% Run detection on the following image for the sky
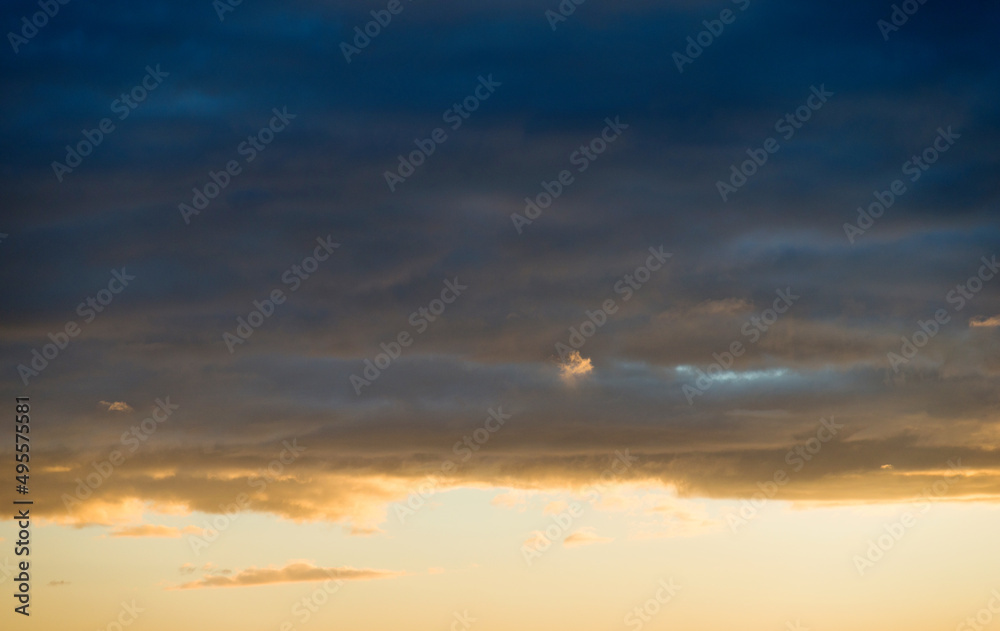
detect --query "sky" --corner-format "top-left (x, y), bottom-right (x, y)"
top-left (1, 0), bottom-right (999, 629)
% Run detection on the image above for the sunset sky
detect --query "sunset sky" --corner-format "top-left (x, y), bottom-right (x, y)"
top-left (2, 0), bottom-right (1000, 629)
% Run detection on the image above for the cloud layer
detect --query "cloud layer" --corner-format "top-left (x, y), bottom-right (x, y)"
top-left (1, 0), bottom-right (998, 533)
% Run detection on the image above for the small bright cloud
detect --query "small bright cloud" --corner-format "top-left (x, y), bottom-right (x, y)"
top-left (99, 400), bottom-right (134, 412)
top-left (559, 351), bottom-right (593, 382)
top-left (969, 315), bottom-right (1000, 328)
top-left (881, 464), bottom-right (894, 470)
top-left (563, 527), bottom-right (613, 547)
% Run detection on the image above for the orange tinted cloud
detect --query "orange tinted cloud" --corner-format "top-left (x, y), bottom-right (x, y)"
top-left (99, 400), bottom-right (134, 412)
top-left (559, 351), bottom-right (593, 382)
top-left (563, 527), bottom-right (613, 547)
top-left (970, 315), bottom-right (1000, 327)
top-left (109, 524), bottom-right (203, 538)
top-left (173, 561), bottom-right (402, 590)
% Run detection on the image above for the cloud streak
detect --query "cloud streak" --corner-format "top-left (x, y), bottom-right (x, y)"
top-left (970, 315), bottom-right (1000, 328)
top-left (172, 562), bottom-right (402, 590)
top-left (109, 524), bottom-right (203, 538)
top-left (563, 528), bottom-right (613, 547)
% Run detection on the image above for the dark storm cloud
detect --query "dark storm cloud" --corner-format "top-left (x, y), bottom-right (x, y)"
top-left (2, 0), bottom-right (999, 521)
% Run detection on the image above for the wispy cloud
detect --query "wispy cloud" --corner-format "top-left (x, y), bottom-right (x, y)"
top-left (99, 400), bottom-right (134, 412)
top-left (492, 490), bottom-right (530, 510)
top-left (172, 561), bottom-right (402, 590)
top-left (109, 524), bottom-right (203, 538)
top-left (563, 527), bottom-right (613, 547)
top-left (349, 524), bottom-right (384, 536)
top-left (970, 315), bottom-right (1000, 328)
